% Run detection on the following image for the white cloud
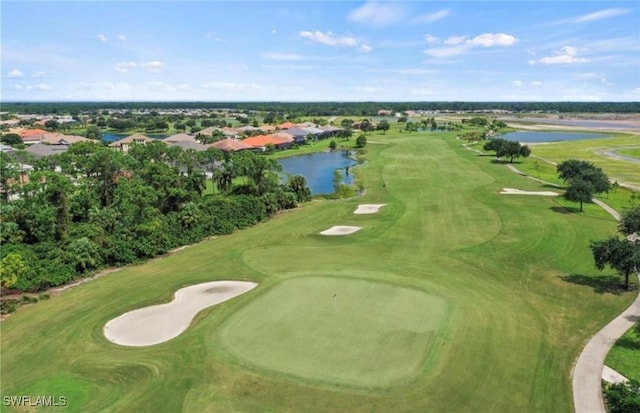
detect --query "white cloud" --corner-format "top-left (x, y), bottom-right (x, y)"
top-left (513, 80), bottom-right (523, 87)
top-left (424, 45), bottom-right (468, 58)
top-left (32, 71), bottom-right (47, 78)
top-left (530, 81), bottom-right (543, 87)
top-left (13, 85), bottom-right (22, 90)
top-left (300, 31), bottom-right (358, 47)
top-left (272, 29), bottom-right (277, 34)
top-left (117, 34), bottom-right (127, 41)
top-left (77, 82), bottom-right (132, 91)
top-left (142, 61), bottom-right (164, 73)
top-left (115, 62), bottom-right (137, 73)
top-left (466, 33), bottom-right (517, 47)
top-left (359, 44), bottom-right (373, 53)
top-left (7, 69), bottom-right (24, 78)
top-left (26, 83), bottom-right (52, 91)
top-left (538, 46), bottom-right (588, 64)
top-left (573, 8), bottom-right (631, 23)
top-left (261, 52), bottom-right (304, 61)
top-left (424, 32), bottom-right (517, 59)
top-left (424, 34), bottom-right (439, 45)
top-left (97, 34), bottom-right (107, 42)
top-left (444, 36), bottom-right (467, 46)
top-left (412, 9), bottom-right (450, 24)
top-left (347, 2), bottom-right (407, 27)
top-left (200, 82), bottom-right (263, 91)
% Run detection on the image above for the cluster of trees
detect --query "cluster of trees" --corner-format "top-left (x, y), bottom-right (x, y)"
top-left (483, 138), bottom-right (531, 163)
top-left (557, 159), bottom-right (611, 212)
top-left (0, 142), bottom-right (311, 292)
top-left (4, 102), bottom-right (639, 116)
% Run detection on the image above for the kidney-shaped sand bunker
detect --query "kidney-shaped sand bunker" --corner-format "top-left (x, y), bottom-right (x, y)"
top-left (104, 281), bottom-right (257, 346)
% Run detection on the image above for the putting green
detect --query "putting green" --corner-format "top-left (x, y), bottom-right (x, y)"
top-left (219, 276), bottom-right (447, 387)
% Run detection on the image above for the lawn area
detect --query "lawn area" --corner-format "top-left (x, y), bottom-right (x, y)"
top-left (516, 133), bottom-right (640, 188)
top-left (617, 147), bottom-right (640, 159)
top-left (606, 323), bottom-right (640, 383)
top-left (0, 129), bottom-right (635, 412)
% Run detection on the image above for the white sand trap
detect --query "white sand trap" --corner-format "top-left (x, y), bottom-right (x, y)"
top-left (500, 188), bottom-right (559, 196)
top-left (320, 226), bottom-right (362, 236)
top-left (353, 204), bottom-right (386, 214)
top-left (104, 281), bottom-right (257, 347)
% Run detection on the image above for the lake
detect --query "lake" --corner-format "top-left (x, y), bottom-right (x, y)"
top-left (278, 151), bottom-right (357, 195)
top-left (500, 131), bottom-right (607, 143)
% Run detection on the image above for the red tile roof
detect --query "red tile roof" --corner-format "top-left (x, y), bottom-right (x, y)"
top-left (241, 134), bottom-right (292, 148)
top-left (278, 122), bottom-right (296, 130)
top-left (211, 138), bottom-right (252, 151)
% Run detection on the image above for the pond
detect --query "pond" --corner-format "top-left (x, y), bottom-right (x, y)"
top-left (500, 131), bottom-right (608, 143)
top-left (278, 150), bottom-right (357, 195)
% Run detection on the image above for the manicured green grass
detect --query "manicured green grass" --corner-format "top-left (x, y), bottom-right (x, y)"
top-left (606, 323), bottom-right (640, 382)
top-left (219, 276), bottom-right (447, 387)
top-left (617, 148), bottom-right (640, 159)
top-left (520, 134), bottom-right (640, 188)
top-left (1, 129), bottom-right (635, 412)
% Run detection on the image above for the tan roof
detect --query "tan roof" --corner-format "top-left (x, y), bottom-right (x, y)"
top-left (109, 133), bottom-right (154, 146)
top-left (40, 133), bottom-right (90, 145)
top-left (163, 133), bottom-right (196, 143)
top-left (211, 138), bottom-right (252, 151)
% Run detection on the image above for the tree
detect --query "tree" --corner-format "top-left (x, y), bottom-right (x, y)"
top-left (619, 205), bottom-right (640, 236)
top-left (44, 119), bottom-right (60, 131)
top-left (376, 119), bottom-right (390, 134)
top-left (590, 237), bottom-right (640, 289)
top-left (340, 118), bottom-right (354, 129)
top-left (0, 253), bottom-right (28, 289)
top-left (564, 178), bottom-right (595, 212)
top-left (557, 159), bottom-right (611, 211)
top-left (483, 138), bottom-right (531, 163)
top-left (85, 125), bottom-right (103, 141)
top-left (329, 140), bottom-right (337, 150)
top-left (1, 133), bottom-right (23, 146)
top-left (355, 134), bottom-right (367, 148)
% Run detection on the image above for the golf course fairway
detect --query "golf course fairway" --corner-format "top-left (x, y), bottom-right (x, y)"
top-left (0, 130), bottom-right (635, 413)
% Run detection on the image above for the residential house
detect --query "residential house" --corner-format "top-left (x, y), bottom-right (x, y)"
top-left (108, 133), bottom-right (154, 153)
top-left (211, 138), bottom-right (252, 152)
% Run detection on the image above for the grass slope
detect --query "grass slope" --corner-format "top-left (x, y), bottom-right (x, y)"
top-left (1, 129), bottom-right (635, 413)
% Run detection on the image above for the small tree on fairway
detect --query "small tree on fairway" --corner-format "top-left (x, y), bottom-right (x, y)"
top-left (564, 178), bottom-right (595, 212)
top-left (557, 159), bottom-right (611, 212)
top-left (590, 237), bottom-right (640, 289)
top-left (355, 134), bottom-right (367, 148)
top-left (329, 140), bottom-right (337, 150)
top-left (483, 138), bottom-right (531, 163)
top-left (376, 120), bottom-right (390, 134)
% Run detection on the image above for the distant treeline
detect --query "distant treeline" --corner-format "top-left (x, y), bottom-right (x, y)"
top-left (2, 101), bottom-right (639, 115)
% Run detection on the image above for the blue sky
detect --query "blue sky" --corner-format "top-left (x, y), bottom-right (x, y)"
top-left (2, 1), bottom-right (639, 101)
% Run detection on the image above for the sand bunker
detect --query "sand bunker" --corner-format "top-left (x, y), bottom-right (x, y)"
top-left (104, 281), bottom-right (257, 347)
top-left (320, 226), bottom-right (362, 236)
top-left (354, 204), bottom-right (386, 214)
top-left (500, 188), bottom-right (559, 196)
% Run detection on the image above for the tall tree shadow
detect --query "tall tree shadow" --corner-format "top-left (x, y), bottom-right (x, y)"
top-left (559, 273), bottom-right (629, 294)
top-left (550, 206), bottom-right (580, 214)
